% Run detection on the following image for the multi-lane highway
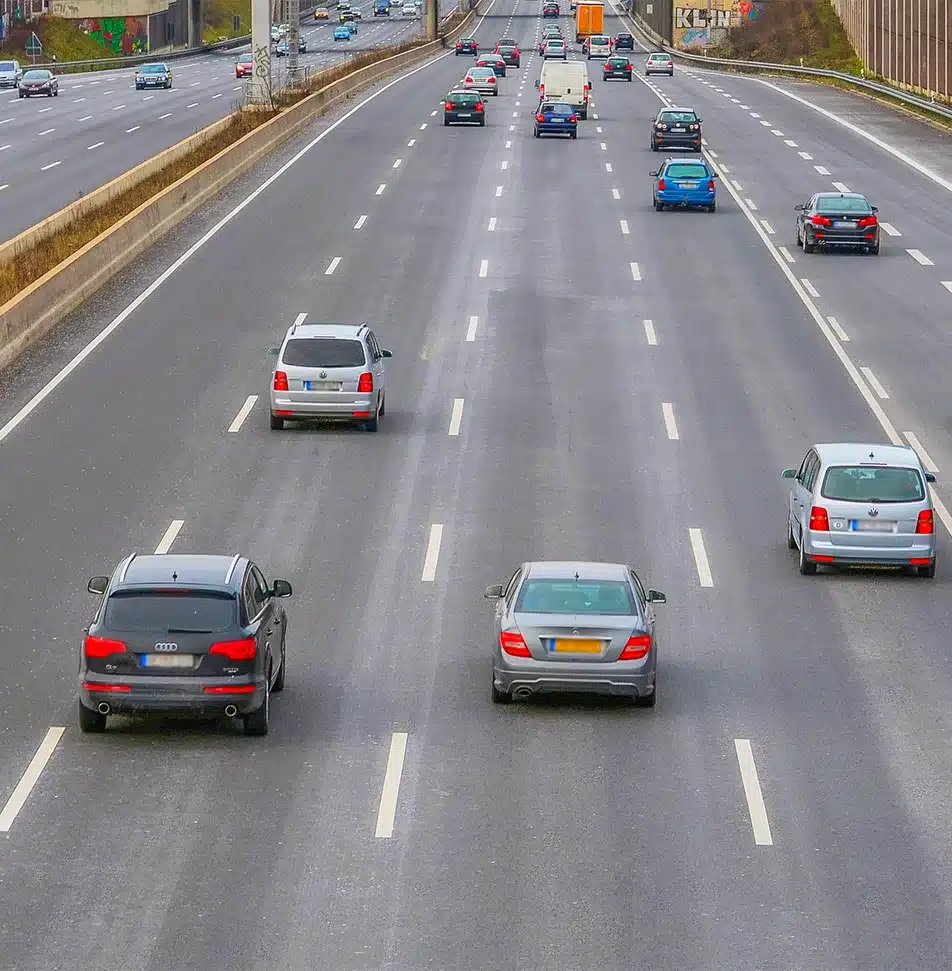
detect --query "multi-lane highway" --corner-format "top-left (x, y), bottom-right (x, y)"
top-left (0, 1), bottom-right (429, 240)
top-left (2, 0), bottom-right (952, 966)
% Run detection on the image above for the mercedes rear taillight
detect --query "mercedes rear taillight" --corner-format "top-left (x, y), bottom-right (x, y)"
top-left (809, 506), bottom-right (830, 531)
top-left (619, 634), bottom-right (651, 660)
top-left (500, 631), bottom-right (531, 657)
top-left (84, 635), bottom-right (127, 657)
top-left (209, 637), bottom-right (256, 661)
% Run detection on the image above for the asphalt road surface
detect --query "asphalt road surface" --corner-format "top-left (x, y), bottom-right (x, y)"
top-left (1, 0), bottom-right (952, 968)
top-left (0, 1), bottom-right (429, 241)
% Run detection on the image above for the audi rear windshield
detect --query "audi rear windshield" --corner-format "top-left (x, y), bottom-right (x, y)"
top-left (282, 338), bottom-right (366, 367)
top-left (821, 466), bottom-right (925, 503)
top-left (104, 591), bottom-right (237, 632)
top-left (516, 579), bottom-right (636, 615)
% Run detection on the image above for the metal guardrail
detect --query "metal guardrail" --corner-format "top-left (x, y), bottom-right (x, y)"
top-left (620, 6), bottom-right (952, 124)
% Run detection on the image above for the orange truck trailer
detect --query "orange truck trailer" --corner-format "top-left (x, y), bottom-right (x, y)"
top-left (574, 1), bottom-right (604, 42)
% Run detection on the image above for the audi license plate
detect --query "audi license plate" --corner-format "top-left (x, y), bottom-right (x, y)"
top-left (835, 220), bottom-right (857, 228)
top-left (141, 654), bottom-right (193, 668)
top-left (851, 520), bottom-right (895, 532)
top-left (305, 381), bottom-right (341, 391)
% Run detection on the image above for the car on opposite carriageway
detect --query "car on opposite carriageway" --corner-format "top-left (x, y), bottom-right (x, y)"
top-left (135, 63), bottom-right (172, 89)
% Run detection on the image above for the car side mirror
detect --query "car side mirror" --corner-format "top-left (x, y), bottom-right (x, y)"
top-left (381, 349), bottom-right (392, 358)
top-left (484, 583), bottom-right (504, 599)
top-left (926, 472), bottom-right (937, 483)
top-left (268, 346), bottom-right (280, 355)
top-left (271, 579), bottom-right (293, 598)
top-left (647, 589), bottom-right (666, 604)
top-left (649, 170), bottom-right (659, 177)
top-left (781, 468), bottom-right (797, 479)
top-left (794, 203), bottom-right (805, 211)
top-left (87, 576), bottom-right (109, 595)
top-left (871, 205), bottom-right (879, 213)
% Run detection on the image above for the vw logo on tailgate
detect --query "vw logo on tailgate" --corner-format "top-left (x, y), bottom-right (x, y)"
top-left (154, 642), bottom-right (178, 652)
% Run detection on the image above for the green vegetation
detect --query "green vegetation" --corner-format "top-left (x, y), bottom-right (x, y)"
top-left (203, 0), bottom-right (254, 43)
top-left (5, 15), bottom-right (121, 63)
top-left (707, 0), bottom-right (863, 74)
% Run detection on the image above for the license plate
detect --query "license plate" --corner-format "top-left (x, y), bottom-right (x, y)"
top-left (305, 381), bottom-right (341, 391)
top-left (141, 654), bottom-right (193, 668)
top-left (835, 221), bottom-right (857, 228)
top-left (851, 520), bottom-right (895, 532)
top-left (679, 181), bottom-right (697, 188)
top-left (457, 112), bottom-right (471, 117)
top-left (671, 127), bottom-right (685, 132)
top-left (548, 638), bottom-right (602, 654)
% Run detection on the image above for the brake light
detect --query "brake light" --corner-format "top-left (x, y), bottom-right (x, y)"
top-left (569, 114), bottom-right (577, 122)
top-left (465, 76), bottom-right (473, 82)
top-left (456, 41), bottom-right (461, 47)
top-left (858, 215), bottom-right (878, 228)
top-left (619, 634), bottom-right (651, 660)
top-left (500, 631), bottom-right (531, 657)
top-left (273, 370), bottom-right (288, 391)
top-left (445, 101), bottom-right (453, 109)
top-left (203, 684), bottom-right (257, 694)
top-left (84, 635), bottom-right (127, 657)
top-left (539, 84), bottom-right (544, 93)
top-left (209, 637), bottom-right (256, 661)
top-left (627, 63), bottom-right (633, 69)
top-left (475, 103), bottom-right (484, 111)
top-left (357, 372), bottom-right (373, 393)
top-left (809, 506), bottom-right (830, 531)
top-left (658, 178), bottom-right (666, 190)
top-left (708, 179), bottom-right (715, 190)
top-left (811, 214), bottom-right (832, 226)
top-left (82, 682), bottom-right (131, 692)
top-left (916, 509), bottom-right (934, 534)
top-left (537, 113), bottom-right (545, 121)
top-left (488, 76), bottom-right (495, 82)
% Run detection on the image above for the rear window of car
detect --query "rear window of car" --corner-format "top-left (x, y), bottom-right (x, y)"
top-left (649, 53), bottom-right (669, 59)
top-left (450, 92), bottom-right (481, 101)
top-left (659, 110), bottom-right (697, 122)
top-left (815, 195), bottom-right (872, 213)
top-left (665, 163), bottom-right (708, 178)
top-left (516, 579), bottom-right (636, 615)
top-left (104, 591), bottom-right (237, 632)
top-left (470, 67), bottom-right (495, 75)
top-left (608, 57), bottom-right (629, 65)
top-left (0, 61), bottom-right (17, 71)
top-left (543, 103), bottom-right (574, 114)
top-left (546, 39), bottom-right (564, 45)
top-left (821, 466), bottom-right (925, 503)
top-left (282, 338), bottom-right (366, 367)
top-left (590, 36), bottom-right (609, 43)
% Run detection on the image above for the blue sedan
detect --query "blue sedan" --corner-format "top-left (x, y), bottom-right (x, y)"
top-left (651, 158), bottom-right (717, 212)
top-left (333, 24), bottom-right (352, 38)
top-left (534, 101), bottom-right (578, 139)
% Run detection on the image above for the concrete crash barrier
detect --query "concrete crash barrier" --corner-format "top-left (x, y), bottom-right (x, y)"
top-left (0, 7), bottom-right (481, 374)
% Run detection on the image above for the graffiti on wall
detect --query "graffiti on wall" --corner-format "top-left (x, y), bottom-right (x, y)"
top-left (78, 16), bottom-right (148, 54)
top-left (673, 0), bottom-right (763, 48)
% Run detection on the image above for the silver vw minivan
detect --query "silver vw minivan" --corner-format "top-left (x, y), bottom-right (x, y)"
top-left (782, 442), bottom-right (937, 577)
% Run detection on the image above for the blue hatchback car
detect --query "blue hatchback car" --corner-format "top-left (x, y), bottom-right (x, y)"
top-left (333, 24), bottom-right (351, 38)
top-left (651, 158), bottom-right (717, 212)
top-left (534, 101), bottom-right (578, 139)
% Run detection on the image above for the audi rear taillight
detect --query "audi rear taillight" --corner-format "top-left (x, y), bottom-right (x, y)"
top-left (658, 178), bottom-right (666, 190)
top-left (209, 637), bottom-right (256, 661)
top-left (500, 631), bottom-right (531, 657)
top-left (811, 214), bottom-right (832, 226)
top-left (537, 113), bottom-right (545, 121)
top-left (809, 506), bottom-right (830, 531)
top-left (619, 634), bottom-right (651, 660)
top-left (916, 509), bottom-right (934, 534)
top-left (357, 372), bottom-right (374, 393)
top-left (84, 635), bottom-right (127, 657)
top-left (858, 215), bottom-right (878, 227)
top-left (273, 370), bottom-right (289, 391)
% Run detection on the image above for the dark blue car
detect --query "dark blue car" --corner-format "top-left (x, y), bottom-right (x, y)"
top-left (534, 101), bottom-right (578, 139)
top-left (651, 158), bottom-right (717, 212)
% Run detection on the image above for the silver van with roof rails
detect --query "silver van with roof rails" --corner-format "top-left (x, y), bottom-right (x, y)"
top-left (782, 442), bottom-right (937, 577)
top-left (0, 59), bottom-right (22, 88)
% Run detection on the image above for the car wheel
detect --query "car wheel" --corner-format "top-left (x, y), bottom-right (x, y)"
top-left (491, 678), bottom-right (512, 704)
top-left (53, 89), bottom-right (58, 96)
top-left (653, 198), bottom-right (662, 211)
top-left (798, 531), bottom-right (818, 575)
top-left (787, 516), bottom-right (797, 550)
top-left (444, 117), bottom-right (450, 126)
top-left (494, 89), bottom-right (498, 96)
top-left (868, 238), bottom-right (881, 255)
top-left (79, 700), bottom-right (107, 733)
top-left (272, 634), bottom-right (286, 692)
top-left (479, 118), bottom-right (486, 126)
top-left (243, 679), bottom-right (270, 735)
top-left (269, 413), bottom-right (285, 430)
top-left (534, 127), bottom-right (540, 138)
top-left (668, 70), bottom-right (674, 75)
top-left (571, 131), bottom-right (577, 138)
top-left (48, 89), bottom-right (53, 97)
top-left (650, 139), bottom-right (658, 151)
top-left (633, 682), bottom-right (656, 707)
top-left (802, 233), bottom-right (815, 254)
top-left (918, 558), bottom-right (936, 578)
top-left (379, 393), bottom-right (386, 417)
top-left (365, 396), bottom-right (380, 432)
top-left (708, 201), bottom-right (716, 212)
top-left (167, 82), bottom-right (172, 89)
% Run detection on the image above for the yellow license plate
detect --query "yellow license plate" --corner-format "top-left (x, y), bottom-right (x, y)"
top-left (552, 639), bottom-right (601, 654)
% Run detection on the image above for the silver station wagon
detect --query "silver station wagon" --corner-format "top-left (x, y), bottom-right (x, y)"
top-left (783, 442), bottom-right (937, 577)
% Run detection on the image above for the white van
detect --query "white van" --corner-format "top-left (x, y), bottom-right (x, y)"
top-left (586, 34), bottom-right (612, 58)
top-left (536, 60), bottom-right (591, 119)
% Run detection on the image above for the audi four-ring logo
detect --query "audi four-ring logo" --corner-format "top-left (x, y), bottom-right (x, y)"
top-left (154, 642), bottom-right (178, 652)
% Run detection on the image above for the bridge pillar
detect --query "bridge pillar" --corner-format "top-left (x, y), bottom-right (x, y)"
top-left (188, 0), bottom-right (203, 46)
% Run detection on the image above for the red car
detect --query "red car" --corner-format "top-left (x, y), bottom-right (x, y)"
top-left (235, 55), bottom-right (253, 78)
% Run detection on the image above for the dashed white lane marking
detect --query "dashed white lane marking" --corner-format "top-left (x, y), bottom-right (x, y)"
top-left (778, 246), bottom-right (796, 263)
top-left (903, 431), bottom-right (939, 472)
top-left (760, 219), bottom-right (774, 234)
top-left (154, 519), bottom-right (184, 554)
top-left (159, 112), bottom-right (171, 119)
top-left (661, 402), bottom-right (679, 440)
top-left (420, 122), bottom-right (427, 129)
top-left (907, 249), bottom-right (934, 266)
top-left (749, 111), bottom-right (760, 118)
top-left (407, 138), bottom-right (416, 146)
top-left (37, 107), bottom-right (52, 114)
top-left (708, 150), bottom-right (718, 159)
top-left (376, 183), bottom-right (386, 195)
top-left (430, 109), bottom-right (437, 115)
top-left (739, 103), bottom-right (749, 109)
top-left (354, 214), bottom-right (368, 230)
top-left (605, 162), bottom-right (612, 172)
top-left (860, 366), bottom-right (889, 399)
top-left (0, 728), bottom-right (66, 833)
top-left (448, 398), bottom-right (464, 437)
top-left (509, 124), bottom-right (515, 131)
top-left (720, 165), bottom-right (730, 173)
top-left (620, 219), bottom-right (630, 235)
top-left (759, 120), bottom-right (772, 127)
top-left (112, 104), bottom-right (126, 110)
top-left (40, 161), bottom-right (61, 170)
top-left (505, 140), bottom-right (512, 148)
top-left (126, 126), bottom-right (140, 133)
top-left (374, 732), bottom-right (409, 838)
top-left (770, 129), bottom-right (784, 136)
top-left (72, 97), bottom-right (86, 103)
top-left (392, 157), bottom-right (402, 168)
top-left (38, 128), bottom-right (54, 135)
top-left (942, 282), bottom-right (952, 295)
top-left (612, 188), bottom-right (621, 199)
top-left (186, 102), bottom-right (198, 108)
top-left (832, 181), bottom-right (850, 192)
top-left (87, 141), bottom-right (104, 150)
top-left (746, 199), bottom-right (757, 210)
top-left (212, 93), bottom-right (222, 99)
top-left (688, 528), bottom-right (714, 587)
top-left (488, 217), bottom-right (497, 231)
top-left (593, 112), bottom-right (599, 119)
top-left (784, 139), bottom-right (798, 147)
top-left (629, 262), bottom-right (641, 281)
top-left (495, 185), bottom-right (503, 196)
top-left (596, 126), bottom-right (602, 132)
top-left (826, 316), bottom-right (850, 342)
top-left (501, 160), bottom-right (508, 170)
top-left (325, 256), bottom-right (342, 275)
top-left (421, 524), bottom-right (444, 582)
top-left (600, 141), bottom-right (607, 150)
top-left (731, 180), bottom-right (742, 190)
top-left (734, 739), bottom-right (773, 846)
top-left (466, 315), bottom-right (479, 342)
top-left (227, 395), bottom-right (258, 432)
top-left (801, 278), bottom-right (820, 298)
top-left (512, 111), bottom-right (517, 116)
top-left (644, 319), bottom-right (657, 345)
top-left (479, 259), bottom-right (489, 278)
top-left (797, 151), bottom-right (813, 160)
top-left (814, 164), bottom-right (831, 175)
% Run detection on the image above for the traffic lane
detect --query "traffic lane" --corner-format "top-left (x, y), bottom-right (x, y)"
top-left (0, 15), bottom-right (528, 967)
top-left (598, 68), bottom-right (952, 967)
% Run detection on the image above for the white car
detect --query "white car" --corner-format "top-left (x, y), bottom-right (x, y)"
top-left (543, 39), bottom-right (567, 59)
top-left (586, 35), bottom-right (612, 58)
top-left (645, 51), bottom-right (674, 75)
top-left (463, 66), bottom-right (499, 95)
top-left (401, 2), bottom-right (419, 15)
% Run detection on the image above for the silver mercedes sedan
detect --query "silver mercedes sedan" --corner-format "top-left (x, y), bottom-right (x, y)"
top-left (486, 561), bottom-right (666, 706)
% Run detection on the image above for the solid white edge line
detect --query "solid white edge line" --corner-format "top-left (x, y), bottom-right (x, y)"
top-left (903, 431), bottom-right (939, 473)
top-left (421, 523), bottom-right (443, 582)
top-left (374, 731), bottom-right (408, 838)
top-left (688, 528), bottom-right (713, 587)
top-left (0, 28), bottom-right (511, 450)
top-left (661, 402), bottom-right (679, 440)
top-left (154, 519), bottom-right (184, 554)
top-left (0, 727), bottom-right (66, 833)
top-left (859, 366), bottom-right (889, 399)
top-left (227, 395), bottom-right (258, 432)
top-left (466, 315), bottom-right (478, 342)
top-left (448, 398), bottom-right (464, 436)
top-left (643, 319), bottom-right (657, 345)
top-left (734, 738), bottom-right (774, 846)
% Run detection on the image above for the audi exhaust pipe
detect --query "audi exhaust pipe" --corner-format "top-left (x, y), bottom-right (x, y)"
top-left (511, 686), bottom-right (533, 701)
top-left (97, 702), bottom-right (111, 715)
top-left (224, 704), bottom-right (238, 717)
